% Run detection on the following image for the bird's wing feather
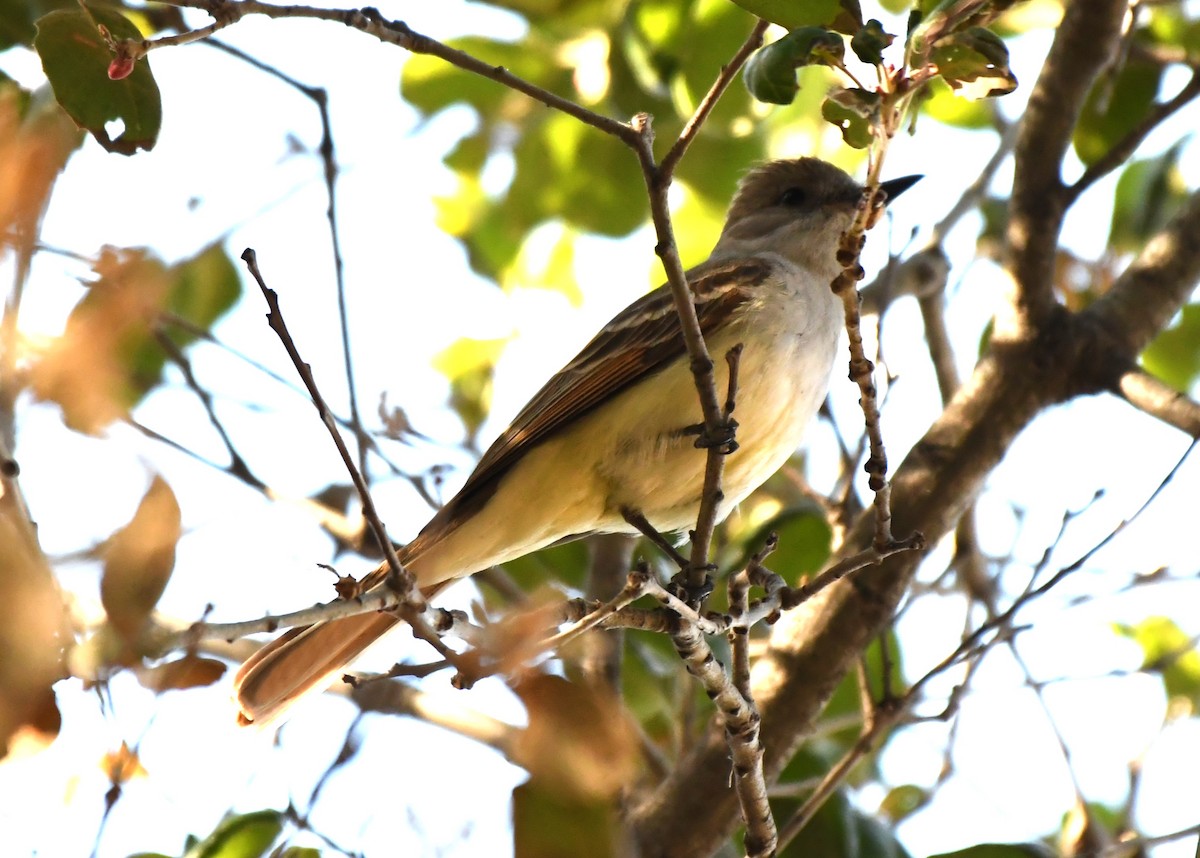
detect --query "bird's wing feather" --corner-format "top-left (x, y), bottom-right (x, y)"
top-left (415, 257), bottom-right (776, 541)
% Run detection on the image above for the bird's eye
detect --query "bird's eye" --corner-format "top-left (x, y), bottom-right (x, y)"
top-left (778, 187), bottom-right (808, 207)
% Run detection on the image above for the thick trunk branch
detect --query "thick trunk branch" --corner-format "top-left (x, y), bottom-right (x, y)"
top-left (1004, 0), bottom-right (1127, 336)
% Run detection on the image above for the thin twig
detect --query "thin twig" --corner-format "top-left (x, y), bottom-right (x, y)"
top-left (239, 248), bottom-right (413, 596)
top-left (659, 18), bottom-right (769, 176)
top-left (204, 37), bottom-right (372, 480)
top-left (149, 1), bottom-right (638, 143)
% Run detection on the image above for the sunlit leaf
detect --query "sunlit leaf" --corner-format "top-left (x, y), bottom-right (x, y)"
top-left (1115, 616), bottom-right (1200, 716)
top-left (918, 75), bottom-right (992, 128)
top-left (100, 476), bottom-right (181, 644)
top-left (727, 0), bottom-right (852, 31)
top-left (183, 810), bottom-right (284, 858)
top-left (401, 35), bottom-right (568, 119)
top-left (1142, 304), bottom-right (1200, 394)
top-left (931, 26), bottom-right (1017, 100)
top-left (34, 6), bottom-right (161, 154)
top-left (1073, 58), bottom-right (1162, 167)
top-left (539, 116), bottom-right (646, 236)
top-left (432, 336), bottom-right (512, 446)
top-left (1141, 5), bottom-right (1200, 62)
top-left (745, 28), bottom-right (845, 105)
top-left (503, 223), bottom-right (582, 304)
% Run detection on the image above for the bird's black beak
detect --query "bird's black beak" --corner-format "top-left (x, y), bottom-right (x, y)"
top-left (878, 174), bottom-right (922, 203)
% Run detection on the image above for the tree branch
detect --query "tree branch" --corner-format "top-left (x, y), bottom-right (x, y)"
top-left (1114, 367), bottom-right (1200, 438)
top-left (1003, 0), bottom-right (1128, 335)
top-left (1086, 188), bottom-right (1200, 360)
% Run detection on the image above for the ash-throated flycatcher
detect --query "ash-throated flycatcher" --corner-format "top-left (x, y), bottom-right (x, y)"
top-left (234, 157), bottom-right (919, 725)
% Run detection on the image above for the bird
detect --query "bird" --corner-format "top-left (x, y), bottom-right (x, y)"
top-left (234, 157), bottom-right (920, 725)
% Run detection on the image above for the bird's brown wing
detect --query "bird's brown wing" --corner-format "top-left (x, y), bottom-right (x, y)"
top-left (414, 257), bottom-right (775, 541)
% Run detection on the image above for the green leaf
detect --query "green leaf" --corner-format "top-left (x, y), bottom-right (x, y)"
top-left (1073, 58), bottom-right (1162, 167)
top-left (822, 87), bottom-right (879, 148)
top-left (512, 779), bottom-right (619, 858)
top-left (0, 0), bottom-right (36, 49)
top-left (879, 783), bottom-right (930, 823)
top-left (931, 26), bottom-right (1017, 100)
top-left (167, 244), bottom-right (242, 331)
top-left (400, 35), bottom-right (569, 119)
top-left (505, 112), bottom-right (645, 239)
top-left (929, 845), bottom-right (1055, 858)
top-left (1115, 616), bottom-right (1200, 715)
top-left (671, 0), bottom-right (758, 128)
top-left (747, 505), bottom-right (833, 583)
top-left (745, 28), bottom-right (845, 105)
top-left (1141, 5), bottom-right (1200, 62)
top-left (727, 0), bottom-right (842, 30)
top-left (276, 848), bottom-right (322, 858)
top-left (1108, 142), bottom-right (1189, 256)
top-left (778, 789), bottom-right (913, 858)
top-left (183, 810), bottom-right (284, 858)
top-left (490, 539), bottom-right (590, 601)
top-left (1142, 304), bottom-right (1200, 394)
top-left (34, 6), bottom-right (162, 154)
top-left (851, 19), bottom-right (895, 66)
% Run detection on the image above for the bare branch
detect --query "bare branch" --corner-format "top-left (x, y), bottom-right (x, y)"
top-left (153, 1), bottom-right (638, 144)
top-left (1087, 188), bottom-right (1200, 359)
top-left (1114, 367), bottom-right (1200, 437)
top-left (1004, 0), bottom-right (1128, 334)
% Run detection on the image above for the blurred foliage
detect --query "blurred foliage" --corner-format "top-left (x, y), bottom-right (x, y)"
top-left (928, 845), bottom-right (1056, 858)
top-left (432, 334), bottom-right (512, 448)
top-left (1115, 615), bottom-right (1200, 718)
top-left (1073, 57), bottom-right (1162, 168)
top-left (29, 244), bottom-right (241, 433)
top-left (778, 789), bottom-right (912, 858)
top-left (100, 475), bottom-right (180, 645)
top-left (1143, 304), bottom-right (1200, 394)
top-left (178, 810), bottom-right (285, 858)
top-left (1109, 143), bottom-right (1190, 255)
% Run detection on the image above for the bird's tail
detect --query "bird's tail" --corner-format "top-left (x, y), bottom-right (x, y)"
top-left (233, 575), bottom-right (450, 726)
